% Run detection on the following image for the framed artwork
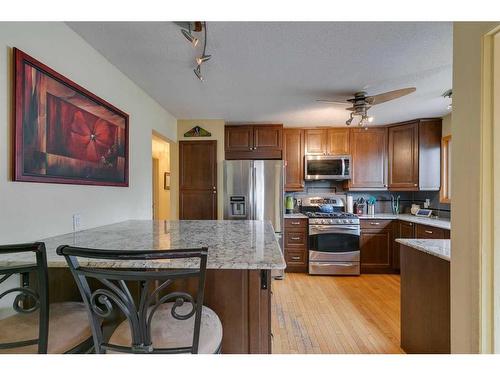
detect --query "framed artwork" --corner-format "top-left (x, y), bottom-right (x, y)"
top-left (13, 48), bottom-right (129, 186)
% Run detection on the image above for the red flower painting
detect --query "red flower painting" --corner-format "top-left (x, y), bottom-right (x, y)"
top-left (13, 48), bottom-right (128, 186)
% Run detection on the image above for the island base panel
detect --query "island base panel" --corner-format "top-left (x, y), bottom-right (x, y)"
top-left (36, 268), bottom-right (272, 354)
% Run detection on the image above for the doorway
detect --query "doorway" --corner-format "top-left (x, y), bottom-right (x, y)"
top-left (152, 134), bottom-right (171, 220)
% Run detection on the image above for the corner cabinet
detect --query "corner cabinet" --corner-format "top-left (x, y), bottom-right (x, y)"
top-left (283, 129), bottom-right (304, 191)
top-left (346, 128), bottom-right (388, 190)
top-left (388, 119), bottom-right (442, 191)
top-left (225, 124), bottom-right (283, 160)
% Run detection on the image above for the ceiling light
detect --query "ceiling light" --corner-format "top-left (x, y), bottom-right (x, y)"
top-left (346, 113), bottom-right (354, 126)
top-left (368, 116), bottom-right (374, 123)
top-left (194, 66), bottom-right (203, 81)
top-left (181, 28), bottom-right (199, 47)
top-left (196, 54), bottom-right (212, 65)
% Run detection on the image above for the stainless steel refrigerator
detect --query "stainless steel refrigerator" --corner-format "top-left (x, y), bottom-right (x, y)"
top-left (223, 160), bottom-right (284, 278)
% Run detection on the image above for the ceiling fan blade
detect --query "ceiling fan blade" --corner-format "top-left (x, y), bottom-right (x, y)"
top-left (316, 99), bottom-right (348, 105)
top-left (365, 87), bottom-right (416, 105)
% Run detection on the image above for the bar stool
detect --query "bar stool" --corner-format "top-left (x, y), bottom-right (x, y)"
top-left (0, 243), bottom-right (93, 354)
top-left (57, 245), bottom-right (223, 354)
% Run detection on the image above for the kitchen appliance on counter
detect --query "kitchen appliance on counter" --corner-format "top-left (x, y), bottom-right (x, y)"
top-left (301, 195), bottom-right (360, 276)
top-left (223, 160), bottom-right (284, 278)
top-left (304, 155), bottom-right (351, 180)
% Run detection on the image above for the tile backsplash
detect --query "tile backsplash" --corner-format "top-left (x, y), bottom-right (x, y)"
top-left (286, 180), bottom-right (450, 219)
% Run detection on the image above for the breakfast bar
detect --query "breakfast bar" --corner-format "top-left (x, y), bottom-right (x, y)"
top-left (1, 220), bottom-right (286, 354)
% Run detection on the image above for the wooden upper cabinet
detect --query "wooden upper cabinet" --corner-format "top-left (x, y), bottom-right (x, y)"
top-left (387, 118), bottom-right (442, 191)
top-left (327, 128), bottom-right (350, 155)
top-left (304, 129), bottom-right (327, 155)
top-left (347, 128), bottom-right (388, 190)
top-left (283, 129), bottom-right (304, 192)
top-left (225, 124), bottom-right (282, 160)
top-left (388, 122), bottom-right (419, 190)
top-left (305, 128), bottom-right (350, 155)
top-left (253, 125), bottom-right (282, 156)
top-left (225, 125), bottom-right (254, 152)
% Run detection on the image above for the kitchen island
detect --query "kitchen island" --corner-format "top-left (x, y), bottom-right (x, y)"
top-left (1, 220), bottom-right (285, 354)
top-left (396, 238), bottom-right (450, 353)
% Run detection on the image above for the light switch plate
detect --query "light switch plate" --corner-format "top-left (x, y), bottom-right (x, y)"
top-left (72, 214), bottom-right (82, 232)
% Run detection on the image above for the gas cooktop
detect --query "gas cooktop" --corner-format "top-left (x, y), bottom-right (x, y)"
top-left (304, 211), bottom-right (360, 225)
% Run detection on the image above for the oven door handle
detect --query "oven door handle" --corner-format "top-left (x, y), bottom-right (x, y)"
top-left (309, 225), bottom-right (360, 235)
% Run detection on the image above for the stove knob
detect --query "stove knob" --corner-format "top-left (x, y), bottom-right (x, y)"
top-left (343, 219), bottom-right (348, 224)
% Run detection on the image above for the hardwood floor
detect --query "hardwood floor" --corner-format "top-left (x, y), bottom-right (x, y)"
top-left (271, 273), bottom-right (404, 354)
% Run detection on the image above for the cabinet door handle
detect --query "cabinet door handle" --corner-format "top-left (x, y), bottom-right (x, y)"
top-left (249, 147), bottom-right (253, 150)
top-left (370, 222), bottom-right (380, 225)
top-left (291, 237), bottom-right (301, 240)
top-left (425, 230), bottom-right (433, 234)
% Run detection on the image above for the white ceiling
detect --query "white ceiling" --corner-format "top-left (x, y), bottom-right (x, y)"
top-left (68, 22), bottom-right (452, 127)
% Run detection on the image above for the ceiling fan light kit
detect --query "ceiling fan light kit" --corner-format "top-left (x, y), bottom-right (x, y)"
top-left (318, 87), bottom-right (416, 128)
top-left (176, 21), bottom-right (211, 81)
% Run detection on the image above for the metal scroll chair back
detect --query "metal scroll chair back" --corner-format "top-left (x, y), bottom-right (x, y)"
top-left (56, 245), bottom-right (208, 354)
top-left (0, 242), bottom-right (49, 353)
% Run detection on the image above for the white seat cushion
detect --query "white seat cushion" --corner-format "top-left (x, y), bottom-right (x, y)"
top-left (0, 302), bottom-right (92, 354)
top-left (109, 302), bottom-right (222, 354)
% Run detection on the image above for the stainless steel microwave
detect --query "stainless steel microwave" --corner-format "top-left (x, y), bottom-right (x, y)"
top-left (304, 155), bottom-right (352, 180)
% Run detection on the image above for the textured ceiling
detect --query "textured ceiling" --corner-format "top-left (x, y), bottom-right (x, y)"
top-left (68, 22), bottom-right (452, 126)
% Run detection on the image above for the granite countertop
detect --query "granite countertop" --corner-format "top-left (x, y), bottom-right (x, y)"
top-left (358, 213), bottom-right (450, 230)
top-left (0, 220), bottom-right (286, 270)
top-left (396, 238), bottom-right (451, 261)
top-left (284, 213), bottom-right (308, 219)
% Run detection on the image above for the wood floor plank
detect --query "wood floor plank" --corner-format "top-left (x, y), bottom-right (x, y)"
top-left (271, 273), bottom-right (404, 354)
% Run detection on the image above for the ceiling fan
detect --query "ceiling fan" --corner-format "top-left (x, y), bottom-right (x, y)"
top-left (317, 87), bottom-right (416, 126)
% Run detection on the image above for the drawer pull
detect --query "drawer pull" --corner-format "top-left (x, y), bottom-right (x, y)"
top-left (291, 256), bottom-right (301, 261)
top-left (291, 221), bottom-right (301, 225)
top-left (424, 230), bottom-right (433, 234)
top-left (291, 237), bottom-right (301, 240)
top-left (370, 222), bottom-right (380, 225)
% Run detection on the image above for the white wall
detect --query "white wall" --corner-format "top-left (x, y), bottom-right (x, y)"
top-left (0, 22), bottom-right (177, 244)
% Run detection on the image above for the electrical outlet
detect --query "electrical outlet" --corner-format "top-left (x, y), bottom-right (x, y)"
top-left (424, 199), bottom-right (431, 209)
top-left (72, 214), bottom-right (82, 232)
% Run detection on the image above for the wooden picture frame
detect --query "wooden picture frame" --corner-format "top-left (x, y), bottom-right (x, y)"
top-left (13, 48), bottom-right (129, 186)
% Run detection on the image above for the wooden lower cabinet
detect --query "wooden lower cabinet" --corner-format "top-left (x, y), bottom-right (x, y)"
top-left (360, 220), bottom-right (393, 273)
top-left (393, 221), bottom-right (415, 272)
top-left (284, 218), bottom-right (308, 273)
top-left (400, 245), bottom-right (450, 353)
top-left (415, 224), bottom-right (450, 239)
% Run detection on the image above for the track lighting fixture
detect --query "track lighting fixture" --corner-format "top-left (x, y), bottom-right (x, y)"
top-left (194, 66), bottom-right (203, 81)
top-left (196, 54), bottom-right (211, 65)
top-left (175, 21), bottom-right (212, 81)
top-left (181, 26), bottom-right (199, 47)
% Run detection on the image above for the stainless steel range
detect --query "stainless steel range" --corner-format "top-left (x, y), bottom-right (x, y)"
top-left (301, 196), bottom-right (360, 276)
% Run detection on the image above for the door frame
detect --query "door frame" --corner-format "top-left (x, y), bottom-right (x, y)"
top-left (479, 25), bottom-right (500, 353)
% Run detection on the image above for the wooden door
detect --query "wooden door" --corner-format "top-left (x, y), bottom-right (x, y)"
top-left (225, 125), bottom-right (254, 158)
top-left (388, 122), bottom-right (419, 190)
top-left (253, 124), bottom-right (283, 159)
top-left (304, 129), bottom-right (327, 155)
top-left (179, 140), bottom-right (217, 219)
top-left (394, 221), bottom-right (415, 271)
top-left (360, 229), bottom-right (393, 273)
top-left (327, 128), bottom-right (350, 155)
top-left (283, 129), bottom-right (304, 191)
top-left (348, 128), bottom-right (388, 190)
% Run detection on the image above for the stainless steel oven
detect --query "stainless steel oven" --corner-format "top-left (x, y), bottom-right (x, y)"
top-left (304, 155), bottom-right (351, 180)
top-left (308, 221), bottom-right (360, 275)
